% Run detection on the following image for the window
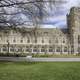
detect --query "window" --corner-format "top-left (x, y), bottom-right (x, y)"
top-left (44, 32), bottom-right (48, 35)
top-left (35, 39), bottom-right (37, 43)
top-left (20, 40), bottom-right (23, 43)
top-left (41, 49), bottom-right (45, 52)
top-left (0, 48), bottom-right (1, 52)
top-left (78, 35), bottom-right (80, 44)
top-left (64, 47), bottom-right (67, 52)
top-left (27, 39), bottom-right (30, 43)
top-left (49, 40), bottom-right (51, 43)
top-left (63, 40), bottom-right (65, 43)
top-left (71, 46), bottom-right (74, 53)
top-left (10, 48), bottom-right (15, 52)
top-left (41, 46), bottom-right (45, 52)
top-left (49, 46), bottom-right (53, 52)
top-left (33, 46), bottom-right (37, 52)
top-left (26, 49), bottom-right (30, 52)
top-left (63, 39), bottom-right (65, 43)
top-left (56, 47), bottom-right (61, 52)
top-left (33, 48), bottom-right (37, 52)
top-left (42, 39), bottom-right (44, 43)
top-left (13, 39), bottom-right (16, 43)
top-left (3, 46), bottom-right (7, 52)
top-left (26, 46), bottom-right (31, 52)
top-left (72, 29), bottom-right (74, 33)
top-left (78, 47), bottom-right (80, 53)
top-left (18, 48), bottom-right (23, 52)
top-left (6, 40), bottom-right (9, 43)
top-left (49, 46), bottom-right (53, 48)
top-left (49, 48), bottom-right (53, 52)
top-left (56, 39), bottom-right (58, 43)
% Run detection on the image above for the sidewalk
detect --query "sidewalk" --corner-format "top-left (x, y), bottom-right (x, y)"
top-left (0, 57), bottom-right (80, 62)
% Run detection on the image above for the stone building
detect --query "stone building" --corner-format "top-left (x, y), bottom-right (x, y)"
top-left (0, 7), bottom-right (79, 56)
top-left (67, 7), bottom-right (80, 54)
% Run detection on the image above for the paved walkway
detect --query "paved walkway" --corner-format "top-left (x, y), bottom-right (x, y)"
top-left (0, 57), bottom-right (80, 62)
top-left (31, 58), bottom-right (80, 62)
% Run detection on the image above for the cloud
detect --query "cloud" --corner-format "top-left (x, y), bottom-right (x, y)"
top-left (42, 24), bottom-right (56, 28)
top-left (43, 0), bottom-right (80, 28)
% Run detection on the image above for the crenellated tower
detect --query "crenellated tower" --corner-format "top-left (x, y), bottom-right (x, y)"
top-left (67, 7), bottom-right (80, 54)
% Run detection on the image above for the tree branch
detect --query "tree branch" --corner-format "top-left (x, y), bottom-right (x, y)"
top-left (0, 0), bottom-right (66, 7)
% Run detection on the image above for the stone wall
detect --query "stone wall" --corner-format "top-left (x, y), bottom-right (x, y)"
top-left (0, 28), bottom-right (70, 55)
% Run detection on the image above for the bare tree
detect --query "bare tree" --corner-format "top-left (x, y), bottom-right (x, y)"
top-left (0, 0), bottom-right (66, 28)
top-left (0, 0), bottom-right (66, 44)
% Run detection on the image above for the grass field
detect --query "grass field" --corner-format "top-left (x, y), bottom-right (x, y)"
top-left (0, 62), bottom-right (80, 80)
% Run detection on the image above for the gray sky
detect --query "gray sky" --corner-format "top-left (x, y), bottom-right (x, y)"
top-left (43, 0), bottom-right (80, 28)
top-left (1, 0), bottom-right (80, 28)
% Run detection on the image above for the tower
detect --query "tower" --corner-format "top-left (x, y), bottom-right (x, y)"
top-left (67, 7), bottom-right (80, 54)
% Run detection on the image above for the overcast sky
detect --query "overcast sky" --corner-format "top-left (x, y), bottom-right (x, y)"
top-left (43, 0), bottom-right (80, 28)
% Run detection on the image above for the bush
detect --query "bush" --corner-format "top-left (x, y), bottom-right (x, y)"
top-left (32, 54), bottom-right (53, 57)
top-left (0, 53), bottom-right (28, 57)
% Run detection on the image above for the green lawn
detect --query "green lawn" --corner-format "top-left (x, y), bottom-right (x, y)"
top-left (0, 62), bottom-right (80, 80)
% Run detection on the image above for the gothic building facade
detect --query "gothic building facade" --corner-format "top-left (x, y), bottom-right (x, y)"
top-left (0, 7), bottom-right (80, 56)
